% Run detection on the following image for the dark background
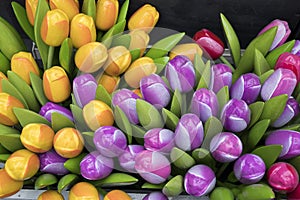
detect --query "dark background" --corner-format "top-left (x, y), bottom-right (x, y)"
top-left (1, 0), bottom-right (300, 48)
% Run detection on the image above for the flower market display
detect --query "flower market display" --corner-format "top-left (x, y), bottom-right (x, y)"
top-left (1, 0), bottom-right (300, 199)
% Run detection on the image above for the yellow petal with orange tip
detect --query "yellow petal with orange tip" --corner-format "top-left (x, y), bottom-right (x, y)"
top-left (0, 92), bottom-right (24, 126)
top-left (25, 0), bottom-right (39, 26)
top-left (49, 0), bottom-right (79, 21)
top-left (0, 169), bottom-right (23, 198)
top-left (37, 190), bottom-right (64, 200)
top-left (129, 30), bottom-right (150, 56)
top-left (96, 0), bottom-right (119, 31)
top-left (169, 43), bottom-right (203, 61)
top-left (104, 190), bottom-right (132, 200)
top-left (98, 73), bottom-right (120, 94)
top-left (0, 71), bottom-right (8, 92)
top-left (69, 182), bottom-right (99, 200)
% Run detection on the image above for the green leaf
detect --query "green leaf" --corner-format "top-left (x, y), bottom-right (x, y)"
top-left (30, 72), bottom-right (48, 105)
top-left (170, 147), bottom-right (196, 170)
top-left (131, 124), bottom-right (146, 145)
top-left (202, 116), bottom-right (223, 149)
top-left (0, 51), bottom-right (10, 74)
top-left (101, 20), bottom-right (126, 48)
top-left (162, 108), bottom-right (179, 131)
top-left (0, 124), bottom-right (20, 134)
top-left (82, 0), bottom-right (96, 21)
top-left (220, 13), bottom-right (241, 66)
top-left (194, 53), bottom-right (206, 83)
top-left (154, 56), bottom-right (170, 74)
top-left (2, 79), bottom-right (29, 109)
top-left (0, 154), bottom-right (10, 162)
top-left (114, 106), bottom-right (132, 144)
top-left (0, 143), bottom-right (10, 154)
top-left (237, 184), bottom-right (275, 200)
top-left (254, 48), bottom-right (270, 76)
top-left (59, 38), bottom-right (74, 74)
top-left (81, 131), bottom-right (96, 150)
top-left (57, 174), bottom-right (79, 193)
top-left (95, 84), bottom-right (112, 107)
top-left (13, 107), bottom-right (51, 127)
top-left (252, 145), bottom-right (282, 168)
top-left (51, 112), bottom-right (75, 132)
top-left (210, 187), bottom-right (235, 200)
top-left (92, 173), bottom-right (138, 187)
top-left (216, 86), bottom-right (229, 111)
top-left (289, 156), bottom-right (300, 175)
top-left (145, 32), bottom-right (185, 59)
top-left (64, 153), bottom-right (87, 175)
top-left (196, 60), bottom-right (211, 89)
top-left (246, 119), bottom-right (270, 151)
top-left (136, 99), bottom-right (164, 130)
top-left (248, 101), bottom-right (265, 128)
top-left (7, 71), bottom-right (40, 112)
top-left (0, 133), bottom-right (24, 152)
top-left (70, 104), bottom-right (90, 132)
top-left (259, 69), bottom-right (274, 84)
top-left (162, 175), bottom-right (183, 197)
top-left (129, 48), bottom-right (141, 62)
top-left (192, 148), bottom-right (216, 169)
top-left (142, 182), bottom-right (165, 189)
top-left (117, 0), bottom-right (129, 23)
top-left (111, 34), bottom-right (131, 48)
top-left (170, 89), bottom-right (186, 117)
top-left (35, 174), bottom-right (58, 190)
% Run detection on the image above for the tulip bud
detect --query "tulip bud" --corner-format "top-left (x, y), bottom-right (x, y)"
top-left (267, 162), bottom-right (299, 193)
top-left (128, 4), bottom-right (159, 33)
top-left (175, 113), bottom-right (204, 151)
top-left (96, 0), bottom-right (119, 31)
top-left (38, 190), bottom-right (64, 200)
top-left (39, 149), bottom-right (69, 175)
top-left (41, 9), bottom-right (69, 46)
top-left (135, 150), bottom-right (171, 184)
top-left (193, 29), bottom-right (225, 59)
top-left (274, 52), bottom-right (300, 82)
top-left (272, 97), bottom-right (300, 128)
top-left (98, 73), bottom-right (120, 94)
top-left (191, 88), bottom-right (219, 123)
top-left (69, 182), bottom-right (100, 200)
top-left (210, 132), bottom-right (243, 163)
top-left (209, 63), bottom-right (232, 93)
top-left (143, 191), bottom-right (168, 200)
top-left (73, 73), bottom-right (97, 108)
top-left (124, 57), bottom-right (157, 88)
top-left (291, 40), bottom-right (300, 56)
top-left (144, 128), bottom-right (175, 153)
top-left (230, 73), bottom-right (261, 104)
top-left (165, 55), bottom-right (195, 93)
top-left (0, 169), bottom-right (23, 198)
top-left (0, 72), bottom-right (7, 93)
top-left (11, 51), bottom-right (40, 85)
top-left (70, 13), bottom-right (96, 48)
top-left (5, 149), bottom-right (40, 181)
top-left (25, 0), bottom-right (39, 26)
top-left (184, 164), bottom-right (216, 197)
top-left (265, 129), bottom-right (300, 159)
top-left (287, 183), bottom-right (300, 200)
top-left (258, 19), bottom-right (291, 51)
top-left (53, 128), bottom-right (84, 158)
top-left (20, 123), bottom-right (55, 153)
top-left (80, 151), bottom-right (113, 180)
top-left (119, 145), bottom-right (144, 172)
top-left (75, 42), bottom-right (108, 73)
top-left (129, 30), bottom-right (150, 56)
top-left (43, 66), bottom-right (71, 103)
top-left (234, 153), bottom-right (266, 184)
top-left (39, 102), bottom-right (73, 122)
top-left (104, 46), bottom-right (132, 76)
top-left (104, 190), bottom-right (132, 200)
top-left (0, 92), bottom-right (24, 126)
top-left (49, 0), bottom-right (79, 21)
top-left (261, 68), bottom-right (297, 101)
top-left (169, 43), bottom-right (203, 61)
top-left (83, 100), bottom-right (114, 131)
top-left (140, 74), bottom-right (171, 109)
top-left (93, 126), bottom-right (127, 157)
top-left (220, 99), bottom-right (251, 133)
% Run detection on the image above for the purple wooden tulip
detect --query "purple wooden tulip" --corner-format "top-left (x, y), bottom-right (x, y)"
top-left (144, 128), bottom-right (175, 153)
top-left (80, 151), bottom-right (113, 180)
top-left (165, 55), bottom-right (195, 93)
top-left (258, 19), bottom-right (291, 51)
top-left (184, 164), bottom-right (216, 197)
top-left (230, 73), bottom-right (261, 104)
top-left (118, 145), bottom-right (144, 172)
top-left (265, 129), bottom-right (300, 159)
top-left (191, 88), bottom-right (219, 123)
top-left (209, 63), bottom-right (232, 93)
top-left (261, 68), bottom-right (297, 101)
top-left (112, 88), bottom-right (140, 124)
top-left (234, 154), bottom-right (266, 184)
top-left (73, 73), bottom-right (97, 108)
top-left (174, 113), bottom-right (204, 151)
top-left (291, 40), bottom-right (300, 56)
top-left (39, 102), bottom-right (73, 122)
top-left (93, 126), bottom-right (127, 158)
top-left (140, 74), bottom-right (171, 109)
top-left (272, 97), bottom-right (300, 127)
top-left (220, 99), bottom-right (251, 132)
top-left (135, 150), bottom-right (171, 184)
top-left (39, 149), bottom-right (69, 175)
top-left (143, 191), bottom-right (168, 200)
top-left (210, 132), bottom-right (243, 163)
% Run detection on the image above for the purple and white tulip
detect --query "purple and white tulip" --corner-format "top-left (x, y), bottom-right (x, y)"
top-left (261, 68), bottom-right (297, 101)
top-left (265, 129), bottom-right (300, 159)
top-left (73, 73), bottom-right (97, 108)
top-left (140, 74), bottom-right (171, 109)
top-left (175, 113), bottom-right (204, 151)
top-left (220, 99), bottom-right (251, 132)
top-left (209, 63), bottom-right (232, 93)
top-left (39, 149), bottom-right (69, 175)
top-left (184, 164), bottom-right (216, 197)
top-left (39, 102), bottom-right (73, 122)
top-left (144, 128), bottom-right (175, 153)
top-left (112, 88), bottom-right (140, 124)
top-left (190, 88), bottom-right (219, 123)
top-left (210, 132), bottom-right (243, 163)
top-left (272, 97), bottom-right (300, 127)
top-left (165, 55), bottom-right (195, 93)
top-left (80, 151), bottom-right (113, 180)
top-left (135, 150), bottom-right (171, 184)
top-left (234, 153), bottom-right (266, 184)
top-left (230, 73), bottom-right (261, 104)
top-left (142, 191), bottom-right (168, 200)
top-left (93, 126), bottom-right (127, 158)
top-left (292, 40), bottom-right (300, 56)
top-left (258, 19), bottom-right (291, 51)
top-left (118, 145), bottom-right (145, 172)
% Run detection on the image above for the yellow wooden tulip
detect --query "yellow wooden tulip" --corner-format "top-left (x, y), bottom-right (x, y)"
top-left (69, 182), bottom-right (99, 200)
top-left (25, 0), bottom-right (40, 26)
top-left (0, 93), bottom-right (24, 126)
top-left (129, 29), bottom-right (150, 56)
top-left (169, 43), bottom-right (203, 61)
top-left (0, 72), bottom-right (7, 92)
top-left (0, 169), bottom-right (23, 198)
top-left (98, 73), bottom-right (120, 94)
top-left (104, 190), bottom-right (132, 200)
top-left (38, 190), bottom-right (64, 200)
top-left (104, 46), bottom-right (131, 76)
top-left (96, 0), bottom-right (119, 31)
top-left (49, 0), bottom-right (79, 21)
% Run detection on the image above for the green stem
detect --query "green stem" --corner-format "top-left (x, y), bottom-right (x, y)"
top-left (216, 162), bottom-right (230, 178)
top-left (219, 56), bottom-right (235, 72)
top-left (46, 46), bottom-right (55, 69)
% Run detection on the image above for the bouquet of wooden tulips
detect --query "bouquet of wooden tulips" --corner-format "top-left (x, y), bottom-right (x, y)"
top-left (1, 0), bottom-right (300, 199)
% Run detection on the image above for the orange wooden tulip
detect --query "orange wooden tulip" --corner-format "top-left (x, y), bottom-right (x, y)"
top-left (104, 190), bottom-right (132, 200)
top-left (37, 190), bottom-right (64, 200)
top-left (49, 0), bottom-right (79, 21)
top-left (104, 46), bottom-right (131, 76)
top-left (96, 0), bottom-right (119, 31)
top-left (0, 169), bottom-right (23, 198)
top-left (69, 182), bottom-right (99, 200)
top-left (0, 72), bottom-right (7, 92)
top-left (169, 43), bottom-right (203, 61)
top-left (25, 0), bottom-right (40, 26)
top-left (98, 73), bottom-right (120, 94)
top-left (0, 93), bottom-right (24, 126)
